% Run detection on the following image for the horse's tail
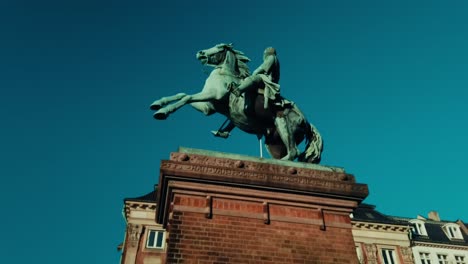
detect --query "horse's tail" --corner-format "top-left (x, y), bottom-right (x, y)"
top-left (298, 121), bottom-right (323, 163)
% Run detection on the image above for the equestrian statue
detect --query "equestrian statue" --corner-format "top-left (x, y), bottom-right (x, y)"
top-left (150, 43), bottom-right (323, 163)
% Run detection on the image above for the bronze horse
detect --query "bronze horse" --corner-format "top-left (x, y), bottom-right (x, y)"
top-left (150, 43), bottom-right (322, 163)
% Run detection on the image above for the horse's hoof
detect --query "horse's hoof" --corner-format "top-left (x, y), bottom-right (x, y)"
top-left (150, 103), bottom-right (162, 110)
top-left (153, 111), bottom-right (168, 120)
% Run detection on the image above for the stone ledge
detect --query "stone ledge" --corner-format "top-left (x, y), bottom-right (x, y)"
top-left (160, 160), bottom-right (367, 198)
top-left (177, 147), bottom-right (345, 173)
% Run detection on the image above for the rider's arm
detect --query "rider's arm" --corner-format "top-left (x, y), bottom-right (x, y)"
top-left (253, 55), bottom-right (275, 75)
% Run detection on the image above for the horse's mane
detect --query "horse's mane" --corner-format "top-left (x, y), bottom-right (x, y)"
top-left (231, 49), bottom-right (251, 78)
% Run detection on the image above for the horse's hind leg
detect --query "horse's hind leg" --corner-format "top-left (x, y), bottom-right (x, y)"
top-left (275, 115), bottom-right (299, 161)
top-left (150, 93), bottom-right (186, 110)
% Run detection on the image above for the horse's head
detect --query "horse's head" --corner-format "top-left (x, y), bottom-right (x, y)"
top-left (196, 43), bottom-right (234, 66)
top-left (196, 43), bottom-right (251, 78)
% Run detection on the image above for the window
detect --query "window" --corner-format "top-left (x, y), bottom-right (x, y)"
top-left (437, 254), bottom-right (448, 264)
top-left (443, 224), bottom-right (463, 240)
top-left (410, 220), bottom-right (428, 236)
top-left (455, 256), bottom-right (466, 264)
top-left (381, 248), bottom-right (398, 264)
top-left (146, 230), bottom-right (165, 249)
top-left (419, 252), bottom-right (432, 264)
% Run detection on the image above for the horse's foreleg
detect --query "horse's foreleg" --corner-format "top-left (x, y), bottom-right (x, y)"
top-left (154, 92), bottom-right (216, 120)
top-left (150, 93), bottom-right (186, 110)
top-left (190, 102), bottom-right (216, 116)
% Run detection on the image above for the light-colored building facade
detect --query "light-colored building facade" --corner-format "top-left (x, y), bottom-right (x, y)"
top-left (351, 204), bottom-right (414, 264)
top-left (119, 187), bottom-right (167, 264)
top-left (394, 212), bottom-right (468, 264)
top-left (118, 192), bottom-right (467, 264)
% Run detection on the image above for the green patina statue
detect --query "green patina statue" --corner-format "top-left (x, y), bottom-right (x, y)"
top-left (150, 43), bottom-right (322, 163)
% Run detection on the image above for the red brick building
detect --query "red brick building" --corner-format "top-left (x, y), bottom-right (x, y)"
top-left (119, 148), bottom-right (368, 264)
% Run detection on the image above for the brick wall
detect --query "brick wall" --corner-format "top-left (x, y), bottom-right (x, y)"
top-left (156, 150), bottom-right (368, 264)
top-left (165, 195), bottom-right (359, 264)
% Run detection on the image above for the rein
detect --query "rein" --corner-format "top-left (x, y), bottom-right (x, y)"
top-left (215, 66), bottom-right (242, 78)
top-left (215, 48), bottom-right (243, 78)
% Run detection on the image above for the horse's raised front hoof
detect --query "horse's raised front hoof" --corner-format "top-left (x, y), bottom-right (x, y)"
top-left (150, 103), bottom-right (162, 110)
top-left (153, 111), bottom-right (168, 120)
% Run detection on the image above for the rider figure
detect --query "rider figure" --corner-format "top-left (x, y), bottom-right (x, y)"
top-left (212, 47), bottom-right (279, 138)
top-left (232, 46), bottom-right (281, 112)
top-left (212, 47), bottom-right (298, 160)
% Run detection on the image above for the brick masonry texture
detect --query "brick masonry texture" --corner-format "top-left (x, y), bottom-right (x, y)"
top-left (166, 211), bottom-right (358, 264)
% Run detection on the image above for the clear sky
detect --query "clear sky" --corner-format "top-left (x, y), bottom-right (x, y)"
top-left (1, 0), bottom-right (467, 263)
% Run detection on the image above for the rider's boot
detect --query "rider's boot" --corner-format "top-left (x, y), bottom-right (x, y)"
top-left (275, 116), bottom-right (299, 161)
top-left (211, 121), bottom-right (235, 139)
top-left (211, 130), bottom-right (230, 139)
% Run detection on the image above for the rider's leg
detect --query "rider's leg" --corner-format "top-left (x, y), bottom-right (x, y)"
top-left (274, 113), bottom-right (299, 161)
top-left (230, 75), bottom-right (263, 97)
top-left (229, 76), bottom-right (264, 118)
top-left (211, 121), bottom-right (236, 139)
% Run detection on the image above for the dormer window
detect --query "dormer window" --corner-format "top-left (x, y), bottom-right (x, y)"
top-left (443, 224), bottom-right (463, 240)
top-left (410, 219), bottom-right (428, 236)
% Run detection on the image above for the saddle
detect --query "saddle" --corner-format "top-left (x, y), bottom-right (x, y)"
top-left (227, 82), bottom-right (291, 118)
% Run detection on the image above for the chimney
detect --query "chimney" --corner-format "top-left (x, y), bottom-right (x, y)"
top-left (428, 211), bottom-right (440, 221)
top-left (456, 220), bottom-right (468, 235)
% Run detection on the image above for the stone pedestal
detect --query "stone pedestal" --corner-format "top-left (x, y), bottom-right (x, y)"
top-left (156, 148), bottom-right (368, 264)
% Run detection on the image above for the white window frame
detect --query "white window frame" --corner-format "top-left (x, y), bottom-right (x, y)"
top-left (455, 255), bottom-right (466, 264)
top-left (443, 223), bottom-right (463, 240)
top-left (437, 254), bottom-right (448, 264)
top-left (419, 252), bottom-right (432, 264)
top-left (410, 219), bottom-right (428, 236)
top-left (146, 229), bottom-right (166, 249)
top-left (380, 248), bottom-right (399, 264)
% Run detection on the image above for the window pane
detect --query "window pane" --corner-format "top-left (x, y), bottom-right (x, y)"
top-left (449, 228), bottom-right (455, 238)
top-left (455, 255), bottom-right (466, 264)
top-left (383, 250), bottom-right (389, 264)
top-left (437, 254), bottom-right (448, 264)
top-left (148, 231), bottom-right (155, 247)
top-left (420, 252), bottom-right (431, 264)
top-left (156, 231), bottom-right (164, 248)
top-left (382, 249), bottom-right (396, 264)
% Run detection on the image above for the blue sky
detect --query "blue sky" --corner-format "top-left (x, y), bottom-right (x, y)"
top-left (1, 1), bottom-right (468, 263)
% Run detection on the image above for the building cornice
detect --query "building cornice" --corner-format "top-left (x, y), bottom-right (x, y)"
top-left (352, 221), bottom-right (409, 233)
top-left (124, 201), bottom-right (157, 219)
top-left (413, 241), bottom-right (468, 251)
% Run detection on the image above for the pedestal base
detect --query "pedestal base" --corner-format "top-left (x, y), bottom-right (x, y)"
top-left (156, 148), bottom-right (368, 264)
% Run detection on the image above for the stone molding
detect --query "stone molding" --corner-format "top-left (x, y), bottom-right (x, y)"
top-left (124, 201), bottom-right (157, 219)
top-left (170, 151), bottom-right (351, 180)
top-left (352, 221), bottom-right (409, 232)
top-left (156, 150), bottom-right (368, 227)
top-left (160, 152), bottom-right (368, 200)
top-left (412, 241), bottom-right (468, 250)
